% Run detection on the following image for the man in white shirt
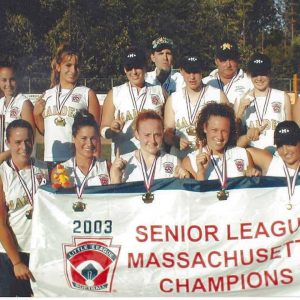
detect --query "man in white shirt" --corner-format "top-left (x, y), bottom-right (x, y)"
top-left (202, 39), bottom-right (253, 106)
top-left (145, 36), bottom-right (183, 95)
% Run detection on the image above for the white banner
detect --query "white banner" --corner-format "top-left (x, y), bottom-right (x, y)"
top-left (30, 177), bottom-right (300, 297)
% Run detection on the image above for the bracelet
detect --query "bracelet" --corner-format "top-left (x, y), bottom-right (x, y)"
top-left (13, 261), bottom-right (22, 267)
top-left (100, 126), bottom-right (110, 139)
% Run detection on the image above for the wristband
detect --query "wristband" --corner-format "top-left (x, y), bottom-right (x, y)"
top-left (100, 126), bottom-right (110, 139)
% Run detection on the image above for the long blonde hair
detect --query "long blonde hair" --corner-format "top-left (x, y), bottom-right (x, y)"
top-left (50, 43), bottom-right (79, 88)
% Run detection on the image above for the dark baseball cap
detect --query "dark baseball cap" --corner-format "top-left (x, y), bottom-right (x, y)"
top-left (247, 53), bottom-right (271, 76)
top-left (151, 36), bottom-right (174, 52)
top-left (274, 121), bottom-right (300, 148)
top-left (123, 47), bottom-right (147, 70)
top-left (215, 39), bottom-right (239, 60)
top-left (180, 55), bottom-right (203, 73)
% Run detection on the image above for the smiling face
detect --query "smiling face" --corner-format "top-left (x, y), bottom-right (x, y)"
top-left (56, 54), bottom-right (79, 88)
top-left (204, 116), bottom-right (230, 155)
top-left (73, 126), bottom-right (99, 160)
top-left (215, 58), bottom-right (239, 80)
top-left (0, 67), bottom-right (17, 98)
top-left (124, 67), bottom-right (146, 88)
top-left (6, 127), bottom-right (33, 164)
top-left (135, 118), bottom-right (163, 156)
top-left (251, 74), bottom-right (270, 92)
top-left (151, 48), bottom-right (173, 72)
top-left (277, 143), bottom-right (300, 169)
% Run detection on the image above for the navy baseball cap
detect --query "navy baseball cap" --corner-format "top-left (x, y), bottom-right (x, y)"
top-left (274, 121), bottom-right (300, 147)
top-left (151, 36), bottom-right (174, 52)
top-left (215, 39), bottom-right (240, 60)
top-left (180, 55), bottom-right (203, 73)
top-left (123, 47), bottom-right (147, 70)
top-left (247, 53), bottom-right (272, 76)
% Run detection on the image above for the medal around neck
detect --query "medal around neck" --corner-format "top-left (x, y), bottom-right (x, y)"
top-left (217, 189), bottom-right (229, 201)
top-left (25, 208), bottom-right (33, 219)
top-left (73, 200), bottom-right (86, 212)
top-left (55, 116), bottom-right (66, 126)
top-left (142, 192), bottom-right (154, 204)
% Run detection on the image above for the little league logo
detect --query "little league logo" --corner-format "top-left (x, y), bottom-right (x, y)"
top-left (151, 94), bottom-right (160, 105)
top-left (10, 107), bottom-right (19, 118)
top-left (72, 94), bottom-right (82, 103)
top-left (163, 162), bottom-right (174, 174)
top-left (234, 159), bottom-right (244, 172)
top-left (271, 101), bottom-right (281, 113)
top-left (63, 237), bottom-right (120, 292)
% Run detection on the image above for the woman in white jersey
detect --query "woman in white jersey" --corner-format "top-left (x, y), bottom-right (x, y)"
top-left (0, 62), bottom-right (35, 163)
top-left (0, 120), bottom-right (48, 296)
top-left (182, 102), bottom-right (259, 181)
top-left (33, 43), bottom-right (100, 167)
top-left (236, 53), bottom-right (292, 153)
top-left (110, 110), bottom-right (189, 183)
top-left (164, 55), bottom-right (229, 159)
top-left (100, 47), bottom-right (166, 161)
top-left (58, 110), bottom-right (115, 189)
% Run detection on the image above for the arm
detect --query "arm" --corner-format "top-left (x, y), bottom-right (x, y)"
top-left (246, 147), bottom-right (273, 175)
top-left (21, 100), bottom-right (35, 136)
top-left (163, 96), bottom-right (176, 146)
top-left (182, 156), bottom-right (197, 179)
top-left (33, 94), bottom-right (46, 135)
top-left (88, 89), bottom-right (101, 157)
top-left (219, 91), bottom-right (230, 106)
top-left (0, 177), bottom-right (34, 281)
top-left (292, 96), bottom-right (300, 126)
top-left (283, 92), bottom-right (292, 121)
top-left (0, 150), bottom-right (11, 164)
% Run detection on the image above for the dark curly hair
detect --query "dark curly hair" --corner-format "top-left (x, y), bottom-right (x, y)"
top-left (196, 102), bottom-right (237, 147)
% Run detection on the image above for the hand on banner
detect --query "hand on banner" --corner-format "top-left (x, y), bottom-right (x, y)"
top-left (13, 261), bottom-right (35, 282)
top-left (246, 123), bottom-right (268, 142)
top-left (110, 110), bottom-right (124, 133)
top-left (244, 166), bottom-right (261, 177)
top-left (110, 148), bottom-right (127, 183)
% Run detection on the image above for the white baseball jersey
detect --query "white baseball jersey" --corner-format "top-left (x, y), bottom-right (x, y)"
top-left (266, 156), bottom-right (299, 177)
top-left (0, 94), bottom-right (29, 151)
top-left (111, 82), bottom-right (165, 160)
top-left (121, 150), bottom-right (178, 182)
top-left (145, 69), bottom-right (184, 95)
top-left (62, 157), bottom-right (110, 186)
top-left (43, 85), bottom-right (89, 162)
top-left (0, 159), bottom-right (48, 253)
top-left (188, 146), bottom-right (249, 179)
top-left (170, 85), bottom-right (222, 159)
top-left (242, 88), bottom-right (286, 153)
top-left (202, 68), bottom-right (253, 105)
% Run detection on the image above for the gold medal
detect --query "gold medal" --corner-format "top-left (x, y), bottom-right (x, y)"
top-left (286, 203), bottom-right (292, 210)
top-left (25, 208), bottom-right (33, 219)
top-left (142, 192), bottom-right (154, 204)
top-left (55, 117), bottom-right (66, 126)
top-left (73, 201), bottom-right (86, 212)
top-left (186, 126), bottom-right (196, 136)
top-left (217, 189), bottom-right (229, 201)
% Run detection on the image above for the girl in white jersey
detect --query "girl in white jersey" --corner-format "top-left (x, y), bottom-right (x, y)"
top-left (110, 110), bottom-right (189, 183)
top-left (33, 43), bottom-right (100, 166)
top-left (164, 55), bottom-right (229, 159)
top-left (236, 53), bottom-right (292, 153)
top-left (0, 63), bottom-right (35, 163)
top-left (0, 120), bottom-right (48, 296)
top-left (58, 110), bottom-right (115, 190)
top-left (100, 47), bottom-right (166, 161)
top-left (182, 102), bottom-right (259, 182)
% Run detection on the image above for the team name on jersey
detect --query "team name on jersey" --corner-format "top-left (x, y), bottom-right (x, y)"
top-left (119, 108), bottom-right (161, 123)
top-left (7, 195), bottom-right (30, 210)
top-left (43, 105), bottom-right (79, 118)
top-left (248, 119), bottom-right (280, 131)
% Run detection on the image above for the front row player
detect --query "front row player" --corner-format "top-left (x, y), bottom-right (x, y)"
top-left (0, 120), bottom-right (48, 296)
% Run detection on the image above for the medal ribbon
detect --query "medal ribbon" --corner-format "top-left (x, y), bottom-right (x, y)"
top-left (253, 88), bottom-right (271, 126)
top-left (217, 71), bottom-right (239, 95)
top-left (56, 84), bottom-right (76, 116)
top-left (207, 147), bottom-right (227, 189)
top-left (185, 87), bottom-right (206, 126)
top-left (128, 83), bottom-right (148, 113)
top-left (139, 151), bottom-right (157, 193)
top-left (11, 159), bottom-right (36, 207)
top-left (163, 75), bottom-right (171, 93)
top-left (73, 157), bottom-right (96, 199)
top-left (283, 163), bottom-right (300, 200)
